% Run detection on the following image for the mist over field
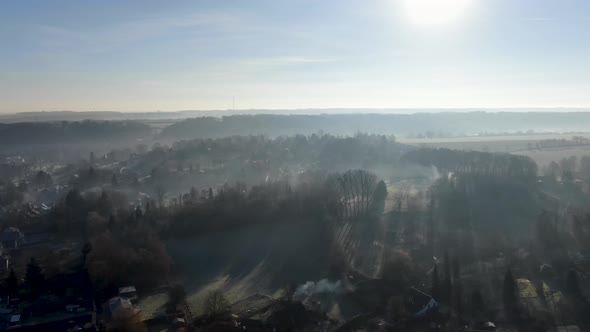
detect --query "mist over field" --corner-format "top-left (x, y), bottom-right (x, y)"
top-left (1, 110), bottom-right (590, 331)
top-left (2, 0), bottom-right (590, 331)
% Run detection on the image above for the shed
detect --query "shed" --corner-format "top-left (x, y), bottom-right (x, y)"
top-left (0, 227), bottom-right (24, 249)
top-left (118, 285), bottom-right (138, 300)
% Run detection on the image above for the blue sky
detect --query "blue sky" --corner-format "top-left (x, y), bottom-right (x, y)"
top-left (1, 0), bottom-right (589, 112)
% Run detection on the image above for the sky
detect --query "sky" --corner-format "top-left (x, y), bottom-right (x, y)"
top-left (0, 0), bottom-right (589, 113)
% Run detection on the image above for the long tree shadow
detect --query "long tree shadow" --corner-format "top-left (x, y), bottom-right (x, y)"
top-left (167, 219), bottom-right (331, 296)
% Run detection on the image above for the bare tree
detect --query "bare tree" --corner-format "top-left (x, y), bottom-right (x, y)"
top-left (168, 284), bottom-right (187, 308)
top-left (337, 169), bottom-right (379, 218)
top-left (204, 290), bottom-right (229, 318)
top-left (155, 185), bottom-right (166, 209)
top-left (393, 191), bottom-right (406, 212)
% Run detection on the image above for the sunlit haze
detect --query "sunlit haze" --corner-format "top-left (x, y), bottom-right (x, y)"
top-left (3, 3), bottom-right (590, 331)
top-left (1, 0), bottom-right (589, 112)
top-left (403, 0), bottom-right (473, 26)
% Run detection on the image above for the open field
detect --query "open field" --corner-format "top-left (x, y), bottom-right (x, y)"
top-left (400, 133), bottom-right (590, 166)
top-left (399, 133), bottom-right (590, 152)
top-left (516, 145), bottom-right (590, 167)
top-left (400, 133), bottom-right (590, 144)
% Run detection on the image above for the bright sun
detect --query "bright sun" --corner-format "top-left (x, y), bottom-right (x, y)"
top-left (402, 0), bottom-right (473, 26)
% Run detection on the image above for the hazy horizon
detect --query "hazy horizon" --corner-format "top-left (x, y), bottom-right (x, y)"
top-left (3, 2), bottom-right (590, 331)
top-left (2, 107), bottom-right (590, 117)
top-left (2, 0), bottom-right (590, 113)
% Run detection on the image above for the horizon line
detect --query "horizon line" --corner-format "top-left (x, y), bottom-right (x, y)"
top-left (2, 106), bottom-right (590, 116)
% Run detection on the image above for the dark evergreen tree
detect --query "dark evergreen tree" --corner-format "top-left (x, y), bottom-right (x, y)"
top-left (470, 289), bottom-right (485, 319)
top-left (502, 269), bottom-right (519, 322)
top-left (565, 269), bottom-right (590, 324)
top-left (452, 259), bottom-right (460, 282)
top-left (168, 285), bottom-right (186, 309)
top-left (97, 191), bottom-right (111, 217)
top-left (565, 269), bottom-right (582, 300)
top-left (431, 264), bottom-right (440, 301)
top-left (25, 258), bottom-right (45, 297)
top-left (371, 180), bottom-right (388, 214)
top-left (108, 214), bottom-right (116, 230)
top-left (443, 251), bottom-right (453, 305)
top-left (135, 206), bottom-right (143, 219)
top-left (34, 170), bottom-right (52, 186)
top-left (452, 259), bottom-right (463, 316)
top-left (81, 242), bottom-right (92, 266)
top-left (65, 189), bottom-right (85, 210)
top-left (6, 268), bottom-right (19, 298)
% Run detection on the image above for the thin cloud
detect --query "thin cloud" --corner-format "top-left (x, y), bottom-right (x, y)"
top-left (31, 12), bottom-right (250, 55)
top-left (519, 17), bottom-right (556, 22)
top-left (240, 56), bottom-right (339, 67)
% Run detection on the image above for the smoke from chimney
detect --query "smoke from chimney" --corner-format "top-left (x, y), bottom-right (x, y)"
top-left (293, 279), bottom-right (343, 300)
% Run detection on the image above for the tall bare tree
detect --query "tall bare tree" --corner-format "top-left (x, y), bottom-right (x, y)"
top-left (204, 290), bottom-right (229, 318)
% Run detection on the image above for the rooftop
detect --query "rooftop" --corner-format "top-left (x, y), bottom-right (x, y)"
top-left (118, 286), bottom-right (137, 294)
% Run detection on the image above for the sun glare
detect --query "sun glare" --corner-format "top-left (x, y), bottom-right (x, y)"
top-left (402, 0), bottom-right (473, 26)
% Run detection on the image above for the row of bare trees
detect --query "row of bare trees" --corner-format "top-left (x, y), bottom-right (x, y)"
top-left (404, 148), bottom-right (538, 183)
top-left (332, 169), bottom-right (387, 220)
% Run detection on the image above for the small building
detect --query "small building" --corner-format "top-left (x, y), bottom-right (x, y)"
top-left (118, 286), bottom-right (138, 301)
top-left (172, 317), bottom-right (186, 328)
top-left (9, 314), bottom-right (21, 327)
top-left (230, 293), bottom-right (274, 319)
top-left (0, 228), bottom-right (24, 250)
top-left (107, 296), bottom-right (140, 320)
top-left (4, 310), bottom-right (96, 331)
top-left (406, 287), bottom-right (438, 317)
